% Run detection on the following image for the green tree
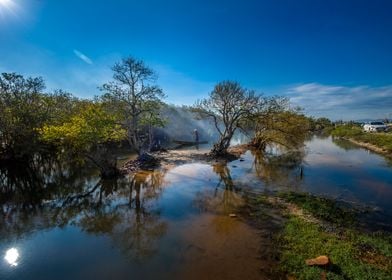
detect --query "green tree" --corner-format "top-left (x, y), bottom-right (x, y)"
top-left (40, 103), bottom-right (126, 177)
top-left (309, 117), bottom-right (333, 132)
top-left (139, 100), bottom-right (167, 151)
top-left (251, 98), bottom-right (310, 151)
top-left (44, 90), bottom-right (83, 125)
top-left (100, 56), bottom-right (166, 155)
top-left (0, 72), bottom-right (49, 158)
top-left (0, 73), bottom-right (83, 160)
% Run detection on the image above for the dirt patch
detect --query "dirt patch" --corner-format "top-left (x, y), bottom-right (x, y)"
top-left (228, 144), bottom-right (252, 157)
top-left (357, 244), bottom-right (391, 270)
top-left (121, 153), bottom-right (161, 173)
top-left (269, 196), bottom-right (320, 223)
top-left (121, 145), bottom-right (249, 174)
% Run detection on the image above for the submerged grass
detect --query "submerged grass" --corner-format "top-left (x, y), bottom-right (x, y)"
top-left (278, 192), bottom-right (358, 226)
top-left (249, 191), bottom-right (392, 279)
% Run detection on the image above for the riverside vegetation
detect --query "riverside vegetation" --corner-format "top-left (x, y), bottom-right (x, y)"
top-left (0, 55), bottom-right (313, 179)
top-left (332, 124), bottom-right (392, 155)
top-left (1, 56), bottom-right (392, 280)
top-left (246, 191), bottom-right (392, 279)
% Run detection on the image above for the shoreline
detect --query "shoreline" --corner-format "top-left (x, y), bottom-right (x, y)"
top-left (121, 144), bottom-right (252, 174)
top-left (341, 137), bottom-right (392, 159)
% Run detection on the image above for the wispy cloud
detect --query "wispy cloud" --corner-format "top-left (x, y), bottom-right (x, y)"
top-left (73, 49), bottom-right (93, 65)
top-left (284, 83), bottom-right (392, 120)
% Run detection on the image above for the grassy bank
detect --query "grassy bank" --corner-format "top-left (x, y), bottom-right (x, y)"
top-left (280, 217), bottom-right (391, 279)
top-left (331, 125), bottom-right (392, 154)
top-left (248, 192), bottom-right (392, 279)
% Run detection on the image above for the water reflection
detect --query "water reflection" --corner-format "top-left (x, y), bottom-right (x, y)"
top-left (332, 137), bottom-right (392, 167)
top-left (332, 137), bottom-right (360, 151)
top-left (4, 248), bottom-right (19, 267)
top-left (251, 150), bottom-right (305, 189)
top-left (193, 163), bottom-right (244, 215)
top-left (0, 156), bottom-right (99, 209)
top-left (1, 136), bottom-right (392, 279)
top-left (68, 171), bottom-right (168, 260)
top-left (0, 160), bottom-right (168, 262)
top-left (212, 163), bottom-right (243, 212)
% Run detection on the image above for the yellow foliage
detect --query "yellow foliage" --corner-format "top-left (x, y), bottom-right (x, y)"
top-left (40, 103), bottom-right (126, 150)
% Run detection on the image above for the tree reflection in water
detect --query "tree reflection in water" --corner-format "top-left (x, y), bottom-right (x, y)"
top-left (251, 149), bottom-right (305, 190)
top-left (332, 137), bottom-right (360, 151)
top-left (194, 163), bottom-right (244, 214)
top-left (0, 159), bottom-right (167, 261)
top-left (332, 137), bottom-right (392, 167)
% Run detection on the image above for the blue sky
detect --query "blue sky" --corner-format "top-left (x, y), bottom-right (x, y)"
top-left (0, 0), bottom-right (391, 120)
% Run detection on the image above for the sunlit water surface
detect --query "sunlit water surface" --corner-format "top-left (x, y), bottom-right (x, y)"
top-left (1, 136), bottom-right (391, 279)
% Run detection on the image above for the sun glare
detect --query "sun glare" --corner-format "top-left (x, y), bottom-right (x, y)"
top-left (0, 0), bottom-right (18, 18)
top-left (0, 0), bottom-right (13, 8)
top-left (4, 248), bottom-right (20, 267)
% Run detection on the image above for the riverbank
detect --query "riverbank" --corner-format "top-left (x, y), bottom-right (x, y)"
top-left (343, 137), bottom-right (392, 158)
top-left (244, 192), bottom-right (392, 279)
top-left (331, 125), bottom-right (392, 158)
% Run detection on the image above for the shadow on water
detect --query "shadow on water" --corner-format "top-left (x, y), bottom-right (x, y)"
top-left (77, 172), bottom-right (168, 261)
top-left (0, 156), bottom-right (267, 279)
top-left (0, 158), bottom-right (168, 264)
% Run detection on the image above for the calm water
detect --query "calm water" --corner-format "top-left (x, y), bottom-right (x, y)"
top-left (1, 136), bottom-right (392, 279)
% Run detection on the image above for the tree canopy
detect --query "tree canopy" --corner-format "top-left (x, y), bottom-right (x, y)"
top-left (0, 73), bottom-right (76, 158)
top-left (40, 102), bottom-right (126, 176)
top-left (100, 56), bottom-right (166, 154)
top-left (252, 108), bottom-right (310, 151)
top-left (194, 81), bottom-right (263, 156)
top-left (41, 103), bottom-right (126, 151)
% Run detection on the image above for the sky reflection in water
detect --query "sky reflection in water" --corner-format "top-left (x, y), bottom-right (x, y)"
top-left (0, 136), bottom-right (391, 279)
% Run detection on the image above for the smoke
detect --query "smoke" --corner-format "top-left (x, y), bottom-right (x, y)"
top-left (153, 104), bottom-right (219, 146)
top-left (153, 104), bottom-right (250, 147)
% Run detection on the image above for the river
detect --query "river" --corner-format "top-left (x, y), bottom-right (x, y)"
top-left (0, 136), bottom-right (391, 279)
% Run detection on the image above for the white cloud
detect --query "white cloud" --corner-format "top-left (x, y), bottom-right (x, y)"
top-left (73, 49), bottom-right (93, 65)
top-left (284, 83), bottom-right (392, 120)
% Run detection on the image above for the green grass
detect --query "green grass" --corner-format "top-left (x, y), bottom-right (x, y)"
top-left (279, 217), bottom-right (392, 280)
top-left (278, 192), bottom-right (358, 226)
top-left (331, 125), bottom-right (392, 153)
top-left (249, 192), bottom-right (392, 279)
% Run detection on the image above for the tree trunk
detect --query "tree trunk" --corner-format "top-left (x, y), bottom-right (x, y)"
top-left (211, 133), bottom-right (233, 156)
top-left (85, 146), bottom-right (121, 179)
top-left (127, 119), bottom-right (141, 155)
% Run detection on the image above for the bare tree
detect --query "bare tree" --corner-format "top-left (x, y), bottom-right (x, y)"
top-left (195, 81), bottom-right (263, 156)
top-left (100, 57), bottom-right (165, 155)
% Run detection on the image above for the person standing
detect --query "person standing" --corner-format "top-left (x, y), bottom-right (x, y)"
top-left (193, 129), bottom-right (199, 142)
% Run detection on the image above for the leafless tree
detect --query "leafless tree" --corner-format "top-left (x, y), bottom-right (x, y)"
top-left (195, 81), bottom-right (263, 156)
top-left (100, 56), bottom-right (165, 155)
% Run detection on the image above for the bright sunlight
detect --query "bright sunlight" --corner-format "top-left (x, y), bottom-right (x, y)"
top-left (0, 0), bottom-right (17, 18)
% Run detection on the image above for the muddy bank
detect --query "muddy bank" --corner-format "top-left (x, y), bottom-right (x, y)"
top-left (121, 144), bottom-right (251, 173)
